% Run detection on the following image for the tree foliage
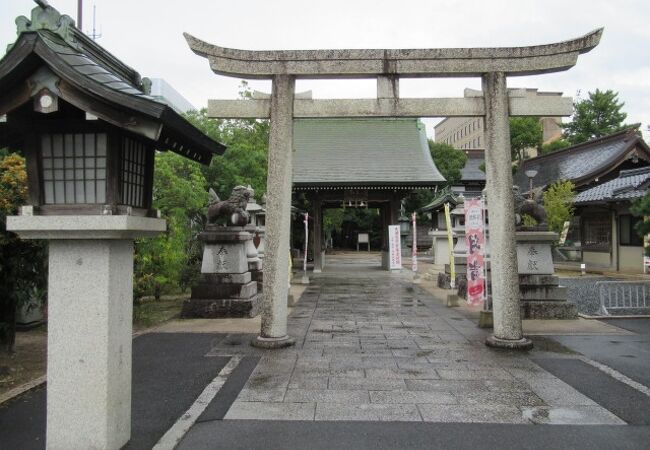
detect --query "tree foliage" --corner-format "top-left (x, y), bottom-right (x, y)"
top-left (203, 117), bottom-right (269, 200)
top-left (563, 89), bottom-right (630, 145)
top-left (0, 153), bottom-right (46, 353)
top-left (184, 82), bottom-right (270, 201)
top-left (542, 180), bottom-right (576, 235)
top-left (510, 117), bottom-right (543, 164)
top-left (540, 138), bottom-right (571, 155)
top-left (630, 194), bottom-right (650, 254)
top-left (428, 140), bottom-right (467, 185)
top-left (134, 82), bottom-right (269, 300)
top-left (133, 152), bottom-right (208, 300)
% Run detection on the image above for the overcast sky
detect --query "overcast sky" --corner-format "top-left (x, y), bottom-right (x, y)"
top-left (2, 0), bottom-right (649, 140)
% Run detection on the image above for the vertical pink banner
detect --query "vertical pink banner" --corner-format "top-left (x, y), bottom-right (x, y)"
top-left (464, 198), bottom-right (485, 305)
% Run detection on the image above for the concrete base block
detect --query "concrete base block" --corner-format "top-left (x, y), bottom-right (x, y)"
top-left (47, 240), bottom-right (134, 450)
top-left (251, 335), bottom-right (295, 349)
top-left (446, 294), bottom-right (460, 307)
top-left (437, 272), bottom-right (452, 289)
top-left (485, 335), bottom-right (533, 350)
top-left (520, 301), bottom-right (578, 319)
top-left (191, 280), bottom-right (257, 300)
top-left (251, 270), bottom-right (263, 293)
top-left (300, 274), bottom-right (310, 285)
top-left (181, 296), bottom-right (260, 318)
top-left (478, 310), bottom-right (494, 328)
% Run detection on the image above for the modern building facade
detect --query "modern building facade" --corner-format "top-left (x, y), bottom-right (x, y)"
top-left (148, 78), bottom-right (196, 114)
top-left (434, 88), bottom-right (563, 156)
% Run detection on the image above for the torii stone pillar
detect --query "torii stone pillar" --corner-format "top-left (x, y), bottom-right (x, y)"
top-left (252, 75), bottom-right (296, 348)
top-left (186, 28), bottom-right (602, 350)
top-left (482, 72), bottom-right (531, 349)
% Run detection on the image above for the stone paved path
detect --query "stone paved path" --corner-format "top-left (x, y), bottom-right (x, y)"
top-left (220, 258), bottom-right (624, 424)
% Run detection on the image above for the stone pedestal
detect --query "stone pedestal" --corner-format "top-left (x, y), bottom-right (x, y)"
top-left (429, 229), bottom-right (451, 271)
top-left (7, 215), bottom-right (165, 450)
top-left (516, 231), bottom-right (577, 319)
top-left (182, 226), bottom-right (260, 318)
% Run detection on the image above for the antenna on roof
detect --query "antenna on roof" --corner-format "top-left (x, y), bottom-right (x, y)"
top-left (88, 3), bottom-right (102, 40)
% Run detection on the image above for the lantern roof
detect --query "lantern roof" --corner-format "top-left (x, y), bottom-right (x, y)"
top-left (0, 1), bottom-right (225, 164)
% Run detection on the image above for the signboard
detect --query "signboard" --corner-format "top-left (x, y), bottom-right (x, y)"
top-left (388, 225), bottom-right (402, 270)
top-left (464, 198), bottom-right (485, 305)
top-left (358, 233), bottom-right (369, 243)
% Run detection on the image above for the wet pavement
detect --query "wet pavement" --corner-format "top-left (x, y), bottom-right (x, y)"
top-left (5, 254), bottom-right (650, 449)
top-left (215, 255), bottom-right (624, 424)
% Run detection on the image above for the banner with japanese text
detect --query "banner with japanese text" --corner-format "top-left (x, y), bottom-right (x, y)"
top-left (388, 225), bottom-right (402, 270)
top-left (464, 198), bottom-right (485, 305)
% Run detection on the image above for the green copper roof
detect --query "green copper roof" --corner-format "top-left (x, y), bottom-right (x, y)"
top-left (293, 118), bottom-right (445, 188)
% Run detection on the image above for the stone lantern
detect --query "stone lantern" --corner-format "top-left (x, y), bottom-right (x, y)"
top-left (0, 3), bottom-right (224, 449)
top-left (398, 212), bottom-right (410, 256)
top-left (245, 187), bottom-right (264, 292)
top-left (256, 193), bottom-right (267, 259)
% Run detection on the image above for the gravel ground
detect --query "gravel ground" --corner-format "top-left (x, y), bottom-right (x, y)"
top-left (559, 276), bottom-right (650, 316)
top-left (559, 276), bottom-right (622, 315)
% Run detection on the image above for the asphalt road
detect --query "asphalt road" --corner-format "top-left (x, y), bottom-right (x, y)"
top-left (550, 318), bottom-right (650, 388)
top-left (178, 420), bottom-right (650, 450)
top-left (0, 333), bottom-right (231, 450)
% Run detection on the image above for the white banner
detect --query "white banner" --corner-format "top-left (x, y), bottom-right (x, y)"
top-left (411, 213), bottom-right (418, 273)
top-left (388, 225), bottom-right (402, 270)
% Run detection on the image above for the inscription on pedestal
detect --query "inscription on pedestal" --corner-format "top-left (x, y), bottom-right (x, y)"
top-left (517, 243), bottom-right (553, 275)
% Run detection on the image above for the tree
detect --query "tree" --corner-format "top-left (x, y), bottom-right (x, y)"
top-left (400, 140), bottom-right (468, 214)
top-left (0, 153), bottom-right (46, 353)
top-left (510, 117), bottom-right (543, 164)
top-left (542, 180), bottom-right (576, 235)
top-left (133, 151), bottom-right (209, 301)
top-left (428, 140), bottom-right (467, 185)
top-left (563, 89), bottom-right (630, 145)
top-left (540, 138), bottom-right (571, 155)
top-left (630, 194), bottom-right (650, 255)
top-left (133, 84), bottom-right (269, 301)
top-left (185, 82), bottom-right (270, 201)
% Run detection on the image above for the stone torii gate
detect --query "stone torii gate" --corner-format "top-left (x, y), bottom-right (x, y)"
top-left (186, 29), bottom-right (602, 350)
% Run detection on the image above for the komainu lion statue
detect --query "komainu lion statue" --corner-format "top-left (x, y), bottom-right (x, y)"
top-left (207, 186), bottom-right (251, 226)
top-left (513, 186), bottom-right (548, 230)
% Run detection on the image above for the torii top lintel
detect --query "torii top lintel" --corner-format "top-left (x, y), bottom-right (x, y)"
top-left (184, 29), bottom-right (602, 80)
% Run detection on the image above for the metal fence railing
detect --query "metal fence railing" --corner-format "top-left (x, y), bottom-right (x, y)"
top-left (597, 281), bottom-right (650, 315)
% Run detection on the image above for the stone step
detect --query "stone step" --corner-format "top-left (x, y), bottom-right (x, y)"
top-left (518, 275), bottom-right (559, 286)
top-left (191, 280), bottom-right (257, 300)
top-left (520, 285), bottom-right (567, 301)
top-left (520, 300), bottom-right (577, 319)
top-left (181, 296), bottom-right (260, 318)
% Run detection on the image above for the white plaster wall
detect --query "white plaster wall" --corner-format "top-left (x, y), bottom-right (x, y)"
top-left (619, 246), bottom-right (644, 273)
